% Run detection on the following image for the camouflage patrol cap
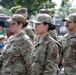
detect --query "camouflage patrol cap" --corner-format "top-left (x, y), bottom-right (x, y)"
top-left (31, 14), bottom-right (52, 23)
top-left (15, 8), bottom-right (28, 14)
top-left (6, 14), bottom-right (27, 24)
top-left (39, 8), bottom-right (52, 16)
top-left (30, 14), bottom-right (55, 30)
top-left (63, 13), bottom-right (76, 22)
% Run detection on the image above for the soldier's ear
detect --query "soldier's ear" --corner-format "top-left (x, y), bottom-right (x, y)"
top-left (45, 24), bottom-right (49, 29)
top-left (19, 23), bottom-right (23, 27)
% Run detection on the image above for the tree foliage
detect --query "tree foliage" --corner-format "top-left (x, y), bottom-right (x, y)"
top-left (57, 0), bottom-right (75, 19)
top-left (0, 0), bottom-right (57, 16)
top-left (61, 0), bottom-right (69, 7)
top-left (0, 0), bottom-right (14, 8)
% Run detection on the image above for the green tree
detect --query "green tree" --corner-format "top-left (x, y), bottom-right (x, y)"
top-left (0, 0), bottom-right (57, 17)
top-left (56, 0), bottom-right (74, 18)
top-left (2, 8), bottom-right (13, 16)
top-left (61, 0), bottom-right (69, 7)
top-left (0, 0), bottom-right (14, 8)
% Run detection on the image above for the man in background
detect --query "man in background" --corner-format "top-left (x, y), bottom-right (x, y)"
top-left (60, 13), bottom-right (76, 75)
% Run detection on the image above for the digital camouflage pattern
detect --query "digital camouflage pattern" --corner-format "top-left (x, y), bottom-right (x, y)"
top-left (60, 32), bottom-right (76, 75)
top-left (63, 13), bottom-right (76, 22)
top-left (49, 30), bottom-right (58, 41)
top-left (0, 32), bottom-right (33, 75)
top-left (31, 34), bottom-right (59, 75)
top-left (23, 25), bottom-right (34, 43)
top-left (15, 8), bottom-right (27, 14)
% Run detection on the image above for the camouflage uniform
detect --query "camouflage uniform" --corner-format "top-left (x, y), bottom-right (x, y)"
top-left (0, 32), bottom-right (33, 75)
top-left (31, 34), bottom-right (59, 75)
top-left (60, 13), bottom-right (76, 75)
top-left (23, 25), bottom-right (34, 42)
top-left (49, 30), bottom-right (58, 41)
top-left (60, 32), bottom-right (76, 75)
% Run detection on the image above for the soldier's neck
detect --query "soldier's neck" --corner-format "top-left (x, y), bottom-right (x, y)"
top-left (39, 32), bottom-right (48, 38)
top-left (14, 30), bottom-right (23, 36)
top-left (69, 29), bottom-right (76, 34)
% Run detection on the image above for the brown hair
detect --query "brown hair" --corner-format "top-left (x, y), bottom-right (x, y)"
top-left (17, 20), bottom-right (28, 28)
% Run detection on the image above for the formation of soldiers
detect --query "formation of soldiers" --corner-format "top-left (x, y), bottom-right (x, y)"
top-left (0, 7), bottom-right (76, 75)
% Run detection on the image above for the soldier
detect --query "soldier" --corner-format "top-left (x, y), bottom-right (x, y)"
top-left (15, 8), bottom-right (34, 42)
top-left (30, 14), bottom-right (59, 75)
top-left (0, 14), bottom-right (33, 75)
top-left (60, 13), bottom-right (76, 75)
top-left (39, 8), bottom-right (58, 40)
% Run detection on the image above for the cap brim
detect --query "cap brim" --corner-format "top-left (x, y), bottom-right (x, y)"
top-left (30, 20), bottom-right (56, 30)
top-left (62, 17), bottom-right (72, 22)
top-left (29, 20), bottom-right (42, 23)
top-left (6, 19), bottom-right (16, 24)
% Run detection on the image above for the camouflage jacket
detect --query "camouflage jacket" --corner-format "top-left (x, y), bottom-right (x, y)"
top-left (49, 30), bottom-right (58, 41)
top-left (31, 34), bottom-right (59, 75)
top-left (23, 25), bottom-right (34, 43)
top-left (0, 32), bottom-right (33, 75)
top-left (61, 32), bottom-right (76, 75)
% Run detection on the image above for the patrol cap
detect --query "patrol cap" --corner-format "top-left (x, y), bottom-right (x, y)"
top-left (39, 8), bottom-right (52, 16)
top-left (30, 14), bottom-right (55, 30)
top-left (6, 14), bottom-right (27, 24)
top-left (31, 14), bottom-right (53, 23)
top-left (63, 13), bottom-right (76, 22)
top-left (15, 8), bottom-right (27, 14)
